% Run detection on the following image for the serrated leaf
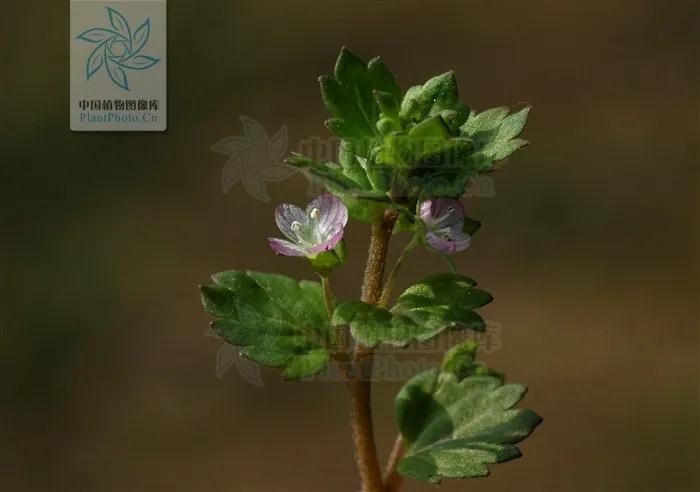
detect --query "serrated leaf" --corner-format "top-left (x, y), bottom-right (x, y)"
top-left (396, 366), bottom-right (541, 483)
top-left (490, 138), bottom-right (529, 161)
top-left (286, 154), bottom-right (362, 193)
top-left (320, 47), bottom-right (401, 140)
top-left (461, 107), bottom-right (509, 134)
top-left (399, 72), bottom-right (467, 130)
top-left (373, 90), bottom-right (399, 119)
top-left (201, 271), bottom-right (330, 379)
top-left (320, 78), bottom-right (373, 138)
top-left (496, 107), bottom-right (530, 142)
top-left (333, 273), bottom-right (491, 347)
top-left (338, 141), bottom-right (373, 189)
top-left (460, 106), bottom-right (531, 167)
top-left (440, 340), bottom-right (502, 381)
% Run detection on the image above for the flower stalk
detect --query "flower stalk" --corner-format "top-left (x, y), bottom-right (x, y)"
top-left (321, 275), bottom-right (335, 320)
top-left (379, 235), bottom-right (419, 308)
top-left (383, 435), bottom-right (405, 491)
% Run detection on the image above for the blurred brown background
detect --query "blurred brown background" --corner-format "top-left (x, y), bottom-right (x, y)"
top-left (1, 1), bottom-right (698, 491)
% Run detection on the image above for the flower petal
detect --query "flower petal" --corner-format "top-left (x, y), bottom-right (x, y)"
top-left (448, 227), bottom-right (471, 253)
top-left (275, 203), bottom-right (307, 241)
top-left (305, 226), bottom-right (344, 255)
top-left (307, 194), bottom-right (348, 238)
top-left (425, 227), bottom-right (471, 255)
top-left (419, 198), bottom-right (465, 229)
top-left (268, 237), bottom-right (306, 256)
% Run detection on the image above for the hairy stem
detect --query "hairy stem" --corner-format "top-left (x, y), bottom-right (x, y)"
top-left (383, 434), bottom-right (405, 491)
top-left (362, 216), bottom-right (396, 305)
top-left (350, 212), bottom-right (397, 492)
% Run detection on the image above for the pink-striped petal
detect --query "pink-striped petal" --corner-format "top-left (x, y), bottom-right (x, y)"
top-left (268, 237), bottom-right (305, 256)
top-left (425, 227), bottom-right (471, 255)
top-left (419, 198), bottom-right (465, 229)
top-left (305, 226), bottom-right (345, 255)
top-left (307, 194), bottom-right (348, 238)
top-left (274, 204), bottom-right (307, 241)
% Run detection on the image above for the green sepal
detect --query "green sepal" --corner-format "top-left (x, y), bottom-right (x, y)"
top-left (309, 240), bottom-right (347, 275)
top-left (463, 216), bottom-right (482, 236)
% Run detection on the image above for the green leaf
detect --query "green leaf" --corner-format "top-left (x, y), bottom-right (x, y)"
top-left (294, 54), bottom-right (532, 221)
top-left (338, 141), bottom-right (373, 189)
top-left (333, 273), bottom-right (492, 347)
top-left (201, 271), bottom-right (330, 379)
top-left (440, 340), bottom-right (503, 381)
top-left (286, 154), bottom-right (363, 193)
top-left (399, 72), bottom-right (468, 132)
top-left (374, 90), bottom-right (400, 119)
top-left (287, 152), bottom-right (393, 223)
top-left (395, 357), bottom-right (542, 483)
top-left (460, 106), bottom-right (530, 167)
top-left (320, 47), bottom-right (401, 140)
top-left (460, 107), bottom-right (509, 134)
top-left (407, 114), bottom-right (451, 140)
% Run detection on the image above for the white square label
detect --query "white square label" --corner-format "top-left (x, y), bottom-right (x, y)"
top-left (70, 0), bottom-right (167, 131)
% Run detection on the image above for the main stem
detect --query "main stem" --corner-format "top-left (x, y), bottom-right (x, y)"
top-left (350, 213), bottom-right (396, 492)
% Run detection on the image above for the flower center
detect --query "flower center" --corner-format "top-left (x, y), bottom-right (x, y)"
top-left (310, 208), bottom-right (320, 220)
top-left (291, 221), bottom-right (302, 232)
top-left (108, 39), bottom-right (129, 59)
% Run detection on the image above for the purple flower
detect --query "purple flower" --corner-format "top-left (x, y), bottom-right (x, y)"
top-left (268, 194), bottom-right (348, 258)
top-left (418, 198), bottom-right (471, 255)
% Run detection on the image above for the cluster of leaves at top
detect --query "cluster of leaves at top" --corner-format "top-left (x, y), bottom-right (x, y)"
top-left (200, 48), bottom-right (540, 485)
top-left (289, 47), bottom-right (529, 229)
